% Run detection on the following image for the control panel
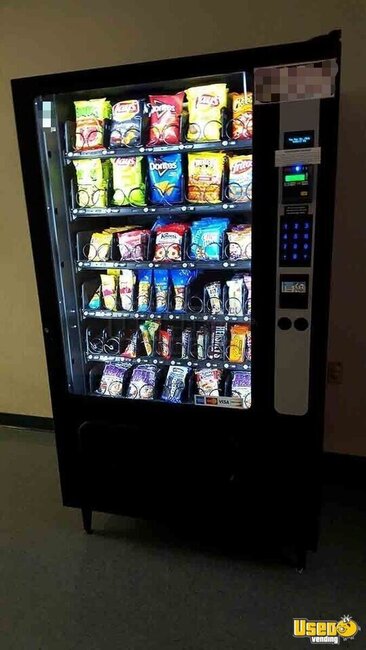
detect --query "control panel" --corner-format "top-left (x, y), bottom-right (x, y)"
top-left (282, 164), bottom-right (313, 204)
top-left (279, 214), bottom-right (313, 266)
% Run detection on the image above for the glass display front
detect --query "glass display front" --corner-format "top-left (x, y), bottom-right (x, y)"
top-left (39, 69), bottom-right (252, 409)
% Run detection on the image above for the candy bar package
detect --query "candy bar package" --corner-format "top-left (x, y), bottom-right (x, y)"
top-left (117, 229), bottom-right (149, 261)
top-left (244, 273), bottom-right (252, 316)
top-left (127, 364), bottom-right (158, 400)
top-left (101, 274), bottom-right (117, 311)
top-left (158, 328), bottom-right (173, 360)
top-left (170, 269), bottom-right (195, 312)
top-left (110, 99), bottom-right (144, 148)
top-left (231, 371), bottom-right (251, 408)
top-left (226, 276), bottom-right (245, 316)
top-left (196, 326), bottom-right (208, 360)
top-left (153, 223), bottom-right (188, 262)
top-left (195, 368), bottom-right (222, 397)
top-left (189, 218), bottom-right (229, 261)
top-left (205, 281), bottom-right (222, 315)
top-left (227, 225), bottom-right (252, 260)
top-left (227, 155), bottom-right (252, 203)
top-left (148, 154), bottom-right (183, 205)
top-left (88, 232), bottom-right (113, 261)
top-left (121, 330), bottom-right (139, 359)
top-left (207, 325), bottom-right (226, 360)
top-left (112, 156), bottom-right (146, 206)
top-left (119, 270), bottom-right (135, 312)
top-left (97, 362), bottom-right (130, 398)
top-left (181, 327), bottom-right (192, 359)
top-left (74, 98), bottom-right (111, 151)
top-left (137, 269), bottom-right (152, 312)
top-left (154, 269), bottom-right (169, 313)
top-left (140, 320), bottom-right (160, 356)
top-left (162, 366), bottom-right (189, 403)
top-left (245, 330), bottom-right (252, 362)
top-left (187, 152), bottom-right (225, 204)
top-left (73, 159), bottom-right (110, 208)
top-left (229, 324), bottom-right (249, 363)
top-left (186, 84), bottom-right (227, 142)
top-left (230, 92), bottom-right (253, 141)
top-left (148, 92), bottom-right (184, 145)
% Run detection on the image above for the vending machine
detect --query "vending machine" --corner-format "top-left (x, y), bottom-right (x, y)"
top-left (12, 30), bottom-right (340, 568)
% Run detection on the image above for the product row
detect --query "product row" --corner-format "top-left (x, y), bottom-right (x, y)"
top-left (91, 361), bottom-right (251, 408)
top-left (86, 320), bottom-right (251, 364)
top-left (84, 270), bottom-right (251, 318)
top-left (81, 221), bottom-right (251, 263)
top-left (73, 152), bottom-right (252, 208)
top-left (73, 85), bottom-right (252, 151)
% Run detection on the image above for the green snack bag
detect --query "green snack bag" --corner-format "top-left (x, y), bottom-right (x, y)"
top-left (112, 156), bottom-right (146, 206)
top-left (74, 98), bottom-right (111, 151)
top-left (73, 159), bottom-right (110, 208)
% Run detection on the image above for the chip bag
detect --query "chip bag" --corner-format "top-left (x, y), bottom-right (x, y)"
top-left (186, 84), bottom-right (227, 142)
top-left (162, 366), bottom-right (188, 403)
top-left (74, 98), bottom-right (111, 151)
top-left (110, 99), bottom-right (144, 147)
top-left (101, 274), bottom-right (118, 311)
top-left (148, 92), bottom-right (184, 145)
top-left (88, 232), bottom-right (113, 261)
top-left (230, 92), bottom-right (253, 141)
top-left (227, 155), bottom-right (252, 203)
top-left (127, 364), bottom-right (157, 400)
top-left (73, 159), bottom-right (110, 208)
top-left (195, 368), bottom-right (222, 396)
top-left (148, 154), bottom-right (183, 205)
top-left (98, 362), bottom-right (130, 397)
top-left (229, 325), bottom-right (249, 363)
top-left (154, 223), bottom-right (188, 262)
top-left (189, 218), bottom-right (229, 260)
top-left (112, 156), bottom-right (146, 206)
top-left (187, 152), bottom-right (225, 204)
top-left (117, 229), bottom-right (150, 261)
top-left (227, 225), bottom-right (252, 260)
top-left (231, 371), bottom-right (251, 408)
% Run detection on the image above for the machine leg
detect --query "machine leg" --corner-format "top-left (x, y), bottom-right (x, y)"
top-left (81, 507), bottom-right (93, 534)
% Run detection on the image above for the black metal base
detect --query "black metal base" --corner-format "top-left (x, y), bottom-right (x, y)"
top-left (81, 507), bottom-right (93, 534)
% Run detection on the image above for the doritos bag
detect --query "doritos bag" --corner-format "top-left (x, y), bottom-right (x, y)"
top-left (148, 154), bottom-right (183, 204)
top-left (148, 92), bottom-right (184, 145)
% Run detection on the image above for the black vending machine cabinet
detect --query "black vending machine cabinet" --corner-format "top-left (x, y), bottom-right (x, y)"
top-left (12, 31), bottom-right (341, 566)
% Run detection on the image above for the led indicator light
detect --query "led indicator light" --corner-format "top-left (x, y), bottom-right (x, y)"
top-left (293, 244), bottom-right (298, 250)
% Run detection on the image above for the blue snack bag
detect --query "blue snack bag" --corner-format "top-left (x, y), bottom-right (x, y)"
top-left (137, 269), bottom-right (152, 312)
top-left (170, 269), bottom-right (196, 312)
top-left (154, 269), bottom-right (169, 313)
top-left (148, 154), bottom-right (183, 204)
top-left (190, 218), bottom-right (229, 260)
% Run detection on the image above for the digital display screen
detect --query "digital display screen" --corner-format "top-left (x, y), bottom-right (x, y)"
top-left (284, 173), bottom-right (306, 182)
top-left (284, 130), bottom-right (315, 149)
top-left (281, 280), bottom-right (307, 294)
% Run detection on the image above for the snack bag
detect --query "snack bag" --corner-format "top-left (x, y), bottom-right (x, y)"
top-left (227, 155), bottom-right (252, 203)
top-left (230, 92), bottom-right (253, 141)
top-left (181, 327), bottom-right (192, 359)
top-left (229, 325), bottom-right (249, 363)
top-left (148, 92), bottom-right (184, 145)
top-left (187, 152), bottom-right (225, 204)
top-left (205, 281), bottom-right (222, 315)
top-left (148, 154), bottom-right (183, 205)
top-left (231, 371), bottom-right (251, 407)
top-left (110, 99), bottom-right (144, 147)
top-left (195, 368), bottom-right (222, 396)
top-left (137, 269), bottom-right (152, 312)
top-left (227, 225), bottom-right (252, 260)
top-left (101, 274), bottom-right (118, 311)
top-left (226, 277), bottom-right (245, 316)
top-left (186, 84), bottom-right (227, 142)
top-left (127, 364), bottom-right (157, 400)
top-left (162, 366), bottom-right (188, 403)
top-left (97, 362), bottom-right (130, 397)
top-left (154, 269), bottom-right (169, 313)
top-left (88, 232), bottom-right (113, 261)
top-left (112, 156), bottom-right (146, 206)
top-left (121, 331), bottom-right (139, 359)
top-left (196, 326), bottom-right (208, 360)
top-left (119, 270), bottom-right (135, 312)
top-left (88, 286), bottom-right (101, 310)
top-left (140, 320), bottom-right (160, 356)
top-left (170, 269), bottom-right (195, 312)
top-left (153, 223), bottom-right (188, 261)
top-left (74, 159), bottom-right (110, 208)
top-left (74, 98), bottom-right (111, 151)
top-left (117, 229), bottom-right (149, 261)
top-left (244, 273), bottom-right (251, 316)
top-left (158, 328), bottom-right (173, 359)
top-left (189, 218), bottom-right (229, 260)
top-left (246, 330), bottom-right (252, 362)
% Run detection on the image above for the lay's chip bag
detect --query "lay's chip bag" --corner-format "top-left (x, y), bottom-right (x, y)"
top-left (73, 159), bottom-right (110, 208)
top-left (187, 152), bottom-right (225, 204)
top-left (147, 154), bottom-right (183, 205)
top-left (112, 156), bottom-right (146, 206)
top-left (74, 98), bottom-right (111, 151)
top-left (110, 99), bottom-right (144, 147)
top-left (185, 84), bottom-right (227, 142)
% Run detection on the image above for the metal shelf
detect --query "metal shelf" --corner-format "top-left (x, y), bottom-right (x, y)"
top-left (82, 309), bottom-right (251, 324)
top-left (77, 259), bottom-right (251, 272)
top-left (86, 351), bottom-right (251, 372)
top-left (65, 139), bottom-right (252, 161)
top-left (71, 201), bottom-right (252, 219)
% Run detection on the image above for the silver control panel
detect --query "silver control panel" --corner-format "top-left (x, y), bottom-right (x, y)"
top-left (274, 100), bottom-right (320, 415)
